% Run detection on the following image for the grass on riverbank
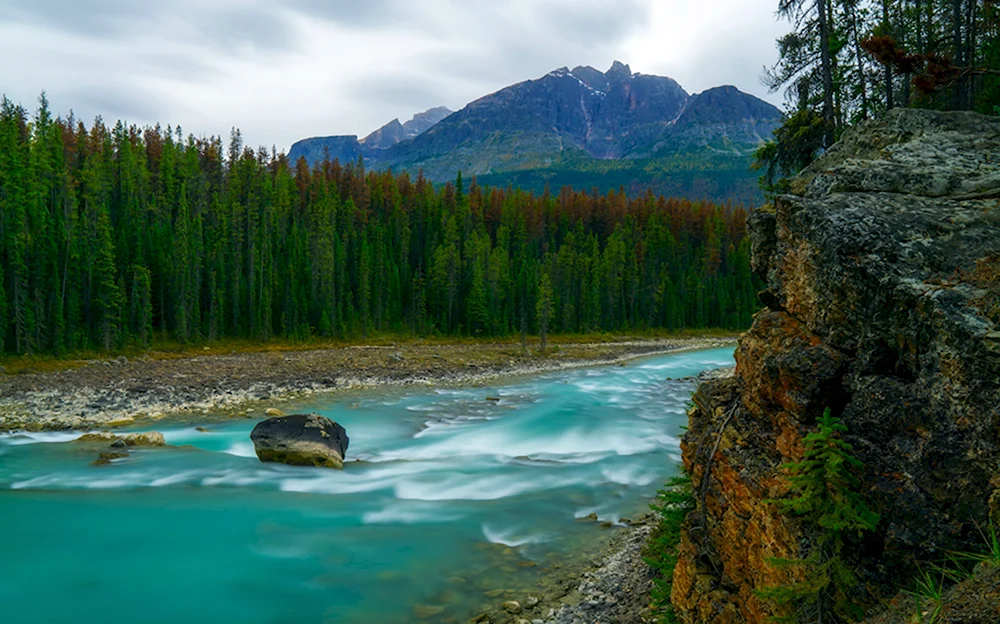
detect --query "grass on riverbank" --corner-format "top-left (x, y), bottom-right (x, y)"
top-left (0, 329), bottom-right (742, 375)
top-left (644, 474), bottom-right (697, 623)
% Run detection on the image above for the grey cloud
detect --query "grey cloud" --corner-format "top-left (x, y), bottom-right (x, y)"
top-left (1, 0), bottom-right (146, 36)
top-left (2, 0), bottom-right (296, 54)
top-left (536, 0), bottom-right (649, 43)
top-left (0, 0), bottom-right (786, 150)
top-left (352, 76), bottom-right (451, 113)
top-left (678, 27), bottom-right (787, 105)
top-left (196, 6), bottom-right (295, 53)
top-left (286, 0), bottom-right (406, 27)
top-left (62, 84), bottom-right (164, 125)
top-left (408, 0), bottom-right (647, 99)
top-left (140, 51), bottom-right (222, 83)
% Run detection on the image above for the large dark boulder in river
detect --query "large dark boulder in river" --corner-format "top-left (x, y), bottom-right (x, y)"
top-left (249, 413), bottom-right (349, 469)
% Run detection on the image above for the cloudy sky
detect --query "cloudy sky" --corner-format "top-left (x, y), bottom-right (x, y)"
top-left (0, 0), bottom-right (789, 151)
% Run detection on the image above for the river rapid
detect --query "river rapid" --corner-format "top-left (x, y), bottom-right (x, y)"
top-left (0, 347), bottom-right (734, 623)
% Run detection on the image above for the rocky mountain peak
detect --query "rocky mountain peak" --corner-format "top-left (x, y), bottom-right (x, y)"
top-left (605, 60), bottom-right (632, 82)
top-left (361, 118), bottom-right (406, 149)
top-left (403, 106), bottom-right (453, 137)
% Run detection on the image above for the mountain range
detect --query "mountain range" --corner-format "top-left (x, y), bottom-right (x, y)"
top-left (288, 62), bottom-right (783, 202)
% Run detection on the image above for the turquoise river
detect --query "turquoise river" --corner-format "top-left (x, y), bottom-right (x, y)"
top-left (0, 347), bottom-right (734, 623)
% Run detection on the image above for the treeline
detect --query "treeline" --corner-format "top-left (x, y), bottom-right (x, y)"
top-left (477, 153), bottom-right (766, 207)
top-left (759, 0), bottom-right (998, 185)
top-left (0, 95), bottom-right (757, 355)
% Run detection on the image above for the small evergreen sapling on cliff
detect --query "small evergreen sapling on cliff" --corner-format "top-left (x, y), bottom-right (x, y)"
top-left (644, 474), bottom-right (696, 624)
top-left (759, 408), bottom-right (880, 623)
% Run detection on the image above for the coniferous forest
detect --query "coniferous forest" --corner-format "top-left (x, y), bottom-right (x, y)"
top-left (756, 0), bottom-right (999, 188)
top-left (0, 96), bottom-right (757, 355)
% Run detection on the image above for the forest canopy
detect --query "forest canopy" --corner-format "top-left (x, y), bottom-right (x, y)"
top-left (756, 0), bottom-right (998, 191)
top-left (0, 96), bottom-right (758, 355)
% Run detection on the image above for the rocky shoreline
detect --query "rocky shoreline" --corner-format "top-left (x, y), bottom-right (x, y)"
top-left (464, 515), bottom-right (659, 624)
top-left (0, 337), bottom-right (734, 432)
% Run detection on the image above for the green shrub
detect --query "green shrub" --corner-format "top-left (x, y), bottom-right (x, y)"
top-left (758, 409), bottom-right (881, 623)
top-left (644, 474), bottom-right (696, 623)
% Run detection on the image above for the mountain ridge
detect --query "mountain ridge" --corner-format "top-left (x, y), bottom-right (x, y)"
top-left (288, 62), bottom-right (783, 201)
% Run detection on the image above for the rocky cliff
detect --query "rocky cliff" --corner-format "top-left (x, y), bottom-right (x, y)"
top-left (673, 108), bottom-right (1000, 622)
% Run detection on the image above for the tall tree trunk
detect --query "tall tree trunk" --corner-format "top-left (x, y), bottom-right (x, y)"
top-left (850, 3), bottom-right (870, 119)
top-left (954, 0), bottom-right (965, 108)
top-left (884, 0), bottom-right (895, 110)
top-left (818, 0), bottom-right (837, 146)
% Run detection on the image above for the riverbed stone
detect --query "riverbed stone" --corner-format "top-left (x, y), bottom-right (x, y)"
top-left (77, 431), bottom-right (166, 447)
top-left (249, 413), bottom-right (349, 469)
top-left (122, 431), bottom-right (165, 447)
top-left (92, 451), bottom-right (130, 466)
top-left (77, 432), bottom-right (118, 444)
top-left (503, 601), bottom-right (523, 614)
top-left (413, 604), bottom-right (445, 619)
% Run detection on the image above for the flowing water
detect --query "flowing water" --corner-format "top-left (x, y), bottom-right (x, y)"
top-left (0, 347), bottom-right (734, 623)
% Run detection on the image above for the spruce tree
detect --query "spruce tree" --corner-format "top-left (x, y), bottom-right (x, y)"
top-left (759, 409), bottom-right (881, 623)
top-left (94, 205), bottom-right (124, 351)
top-left (537, 272), bottom-right (554, 353)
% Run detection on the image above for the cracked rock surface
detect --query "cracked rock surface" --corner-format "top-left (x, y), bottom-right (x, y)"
top-left (674, 109), bottom-right (1000, 623)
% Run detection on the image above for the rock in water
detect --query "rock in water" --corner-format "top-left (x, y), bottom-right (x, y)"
top-left (76, 431), bottom-right (166, 447)
top-left (249, 413), bottom-right (349, 469)
top-left (122, 432), bottom-right (165, 447)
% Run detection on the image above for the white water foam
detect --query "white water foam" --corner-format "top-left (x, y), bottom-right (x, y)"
top-left (2, 431), bottom-right (92, 446)
top-left (482, 524), bottom-right (550, 547)
top-left (362, 502), bottom-right (462, 525)
top-left (600, 464), bottom-right (657, 487)
top-left (393, 473), bottom-right (579, 501)
top-left (223, 441), bottom-right (258, 458)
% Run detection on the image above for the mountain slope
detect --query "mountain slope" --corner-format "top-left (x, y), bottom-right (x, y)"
top-left (289, 62), bottom-right (783, 201)
top-left (288, 106), bottom-right (453, 166)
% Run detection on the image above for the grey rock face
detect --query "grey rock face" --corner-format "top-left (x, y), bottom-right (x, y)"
top-left (675, 108), bottom-right (1000, 621)
top-left (794, 108), bottom-right (1000, 199)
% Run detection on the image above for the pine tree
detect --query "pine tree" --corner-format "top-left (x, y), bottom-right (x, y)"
top-left (759, 409), bottom-right (881, 623)
top-left (537, 272), bottom-right (554, 354)
top-left (130, 265), bottom-right (153, 348)
top-left (466, 262), bottom-right (490, 335)
top-left (94, 205), bottom-right (124, 351)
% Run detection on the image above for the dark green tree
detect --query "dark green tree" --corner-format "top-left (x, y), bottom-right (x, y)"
top-left (759, 409), bottom-right (881, 623)
top-left (536, 271), bottom-right (554, 353)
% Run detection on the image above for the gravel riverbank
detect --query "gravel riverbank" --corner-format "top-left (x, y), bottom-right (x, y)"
top-left (467, 515), bottom-right (660, 624)
top-left (0, 337), bottom-right (735, 432)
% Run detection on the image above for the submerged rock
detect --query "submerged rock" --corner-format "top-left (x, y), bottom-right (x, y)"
top-left (412, 604), bottom-right (445, 620)
top-left (249, 413), bottom-right (349, 469)
top-left (92, 451), bottom-right (130, 466)
top-left (503, 600), bottom-right (523, 615)
top-left (75, 431), bottom-right (165, 447)
top-left (122, 432), bottom-right (165, 447)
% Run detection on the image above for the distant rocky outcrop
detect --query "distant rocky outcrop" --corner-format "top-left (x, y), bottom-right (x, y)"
top-left (673, 109), bottom-right (1000, 622)
top-left (289, 106), bottom-right (452, 167)
top-left (250, 413), bottom-right (350, 469)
